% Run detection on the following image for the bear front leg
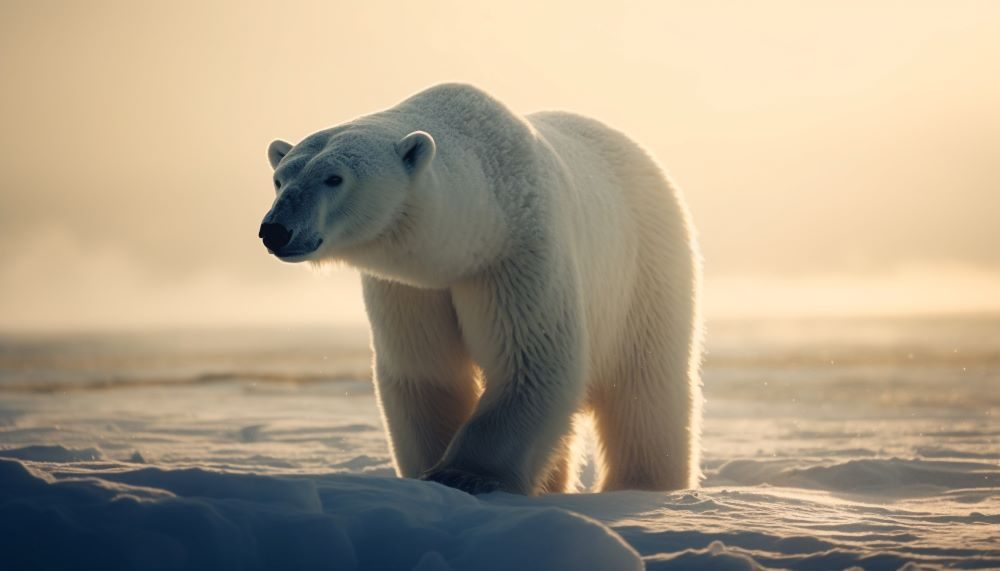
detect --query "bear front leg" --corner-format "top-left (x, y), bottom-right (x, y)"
top-left (423, 259), bottom-right (585, 495)
top-left (363, 276), bottom-right (479, 477)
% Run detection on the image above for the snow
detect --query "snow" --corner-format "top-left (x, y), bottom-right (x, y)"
top-left (0, 458), bottom-right (640, 571)
top-left (1, 317), bottom-right (998, 570)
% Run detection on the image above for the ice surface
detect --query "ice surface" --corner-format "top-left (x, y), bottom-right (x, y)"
top-left (0, 317), bottom-right (998, 570)
top-left (0, 458), bottom-right (640, 571)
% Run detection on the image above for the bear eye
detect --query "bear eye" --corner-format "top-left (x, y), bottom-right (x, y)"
top-left (274, 178), bottom-right (282, 190)
top-left (324, 175), bottom-right (343, 187)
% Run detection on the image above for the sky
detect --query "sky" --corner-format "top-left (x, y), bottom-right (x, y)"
top-left (1, 0), bottom-right (999, 331)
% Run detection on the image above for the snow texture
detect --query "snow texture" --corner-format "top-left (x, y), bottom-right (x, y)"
top-left (0, 318), bottom-right (997, 570)
top-left (0, 458), bottom-right (640, 571)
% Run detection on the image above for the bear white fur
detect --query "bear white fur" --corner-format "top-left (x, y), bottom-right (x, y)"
top-left (262, 83), bottom-right (703, 495)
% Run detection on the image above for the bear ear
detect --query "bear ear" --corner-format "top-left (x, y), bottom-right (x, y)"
top-left (268, 139), bottom-right (293, 170)
top-left (396, 131), bottom-right (436, 175)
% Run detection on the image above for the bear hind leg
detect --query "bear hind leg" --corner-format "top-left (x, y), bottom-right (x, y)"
top-left (591, 324), bottom-right (700, 492)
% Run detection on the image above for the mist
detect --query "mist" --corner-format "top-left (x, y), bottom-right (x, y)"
top-left (2, 0), bottom-right (999, 330)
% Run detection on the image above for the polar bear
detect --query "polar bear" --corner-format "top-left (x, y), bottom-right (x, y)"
top-left (260, 83), bottom-right (702, 495)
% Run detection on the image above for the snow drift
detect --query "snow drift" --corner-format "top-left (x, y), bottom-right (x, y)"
top-left (0, 456), bottom-right (640, 571)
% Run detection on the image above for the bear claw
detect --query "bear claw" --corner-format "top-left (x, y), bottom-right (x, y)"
top-left (421, 468), bottom-right (503, 495)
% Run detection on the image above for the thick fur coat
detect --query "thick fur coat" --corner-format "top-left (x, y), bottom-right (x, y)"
top-left (261, 83), bottom-right (703, 495)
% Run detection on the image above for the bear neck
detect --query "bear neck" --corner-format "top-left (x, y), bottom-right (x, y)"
top-left (345, 152), bottom-right (509, 289)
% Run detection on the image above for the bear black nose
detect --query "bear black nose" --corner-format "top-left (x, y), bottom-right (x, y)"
top-left (259, 222), bottom-right (292, 252)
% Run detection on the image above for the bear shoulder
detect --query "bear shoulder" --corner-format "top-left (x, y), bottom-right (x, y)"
top-left (395, 83), bottom-right (531, 140)
top-left (402, 82), bottom-right (497, 109)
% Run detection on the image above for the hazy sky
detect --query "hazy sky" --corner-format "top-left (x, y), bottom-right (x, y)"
top-left (2, 0), bottom-right (999, 330)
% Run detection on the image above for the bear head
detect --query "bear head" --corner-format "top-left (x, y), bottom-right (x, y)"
top-left (260, 127), bottom-right (436, 262)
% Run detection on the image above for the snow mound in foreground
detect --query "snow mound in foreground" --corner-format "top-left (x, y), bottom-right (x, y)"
top-left (0, 458), bottom-right (641, 571)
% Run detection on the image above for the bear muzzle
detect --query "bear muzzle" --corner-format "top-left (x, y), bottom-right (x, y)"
top-left (258, 222), bottom-right (293, 252)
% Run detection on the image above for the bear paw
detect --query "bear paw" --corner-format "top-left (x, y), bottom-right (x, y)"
top-left (421, 467), bottom-right (503, 495)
